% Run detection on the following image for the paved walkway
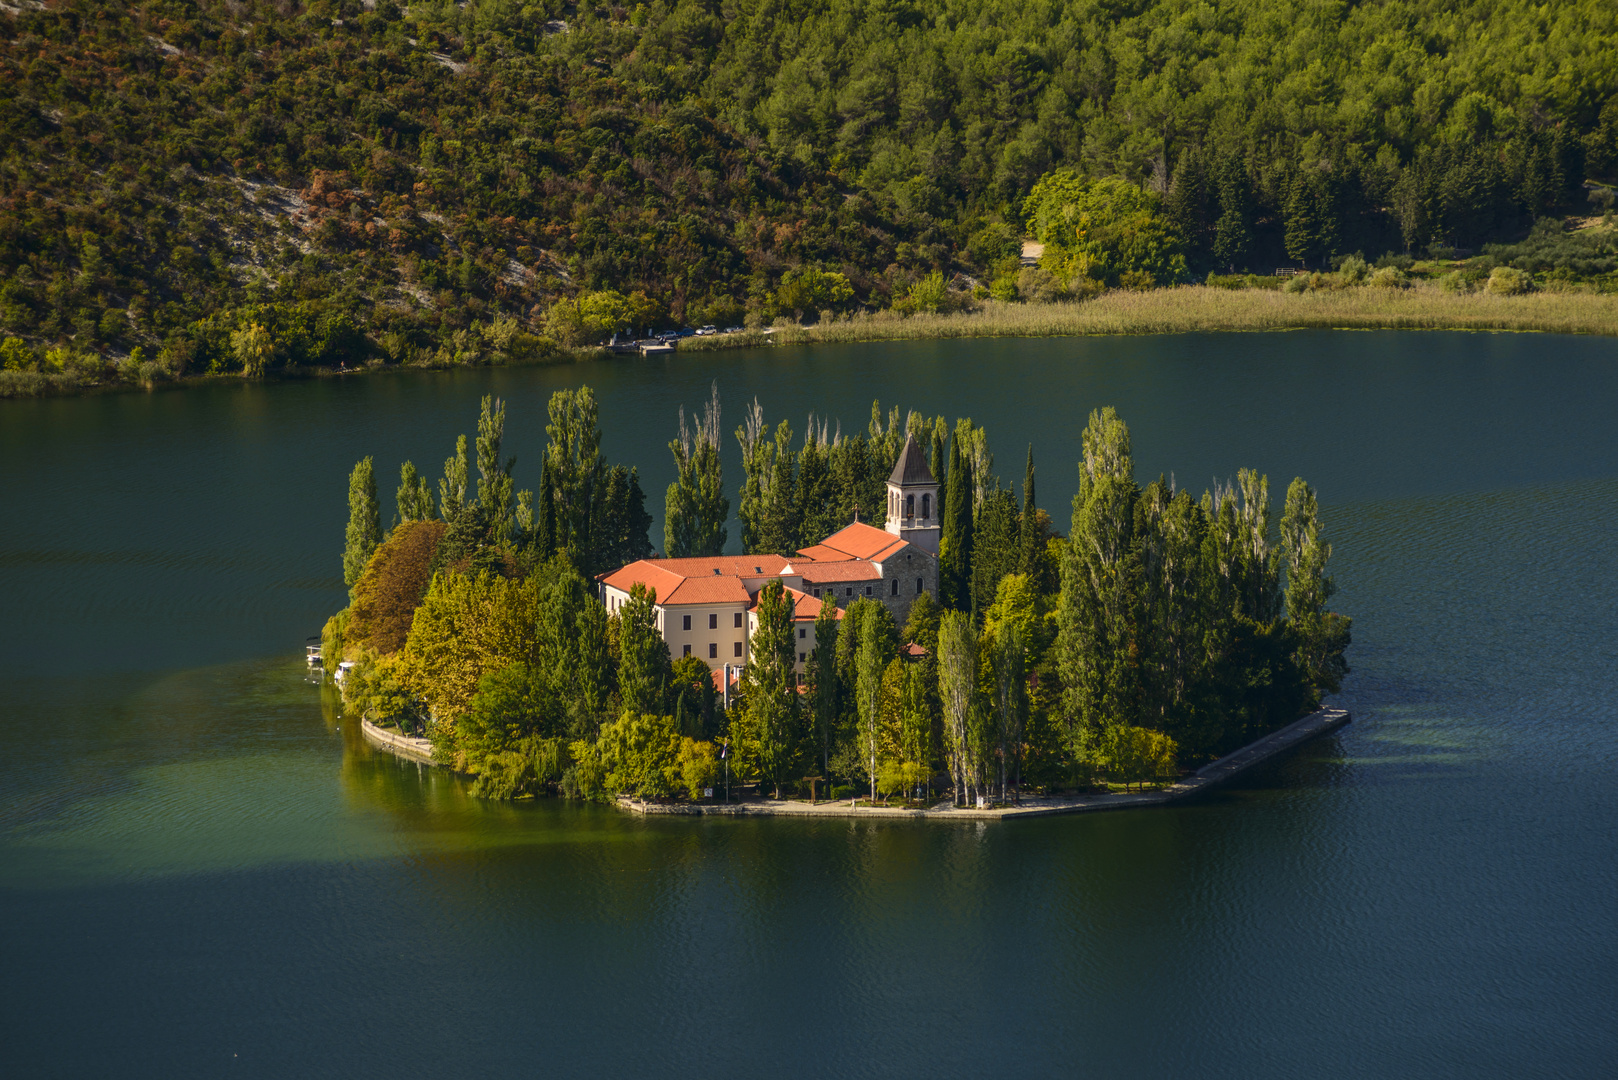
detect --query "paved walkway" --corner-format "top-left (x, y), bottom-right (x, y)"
top-left (359, 719), bottom-right (435, 765)
top-left (619, 706), bottom-right (1351, 822)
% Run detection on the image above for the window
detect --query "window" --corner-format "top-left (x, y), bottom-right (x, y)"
top-left (709, 613), bottom-right (718, 630)
top-left (814, 588), bottom-right (821, 598)
top-left (865, 585), bottom-right (872, 596)
top-left (922, 493), bottom-right (930, 519)
top-left (846, 587), bottom-right (853, 597)
top-left (906, 494), bottom-right (914, 518)
top-left (891, 579), bottom-right (899, 596)
top-left (733, 612), bottom-right (743, 628)
top-left (682, 614), bottom-right (691, 631)
top-left (733, 641), bottom-right (743, 657)
top-left (709, 643), bottom-right (718, 659)
top-left (798, 627), bottom-right (806, 639)
top-left (799, 652), bottom-right (805, 663)
top-left (916, 577), bottom-right (924, 594)
top-left (683, 644), bottom-right (691, 656)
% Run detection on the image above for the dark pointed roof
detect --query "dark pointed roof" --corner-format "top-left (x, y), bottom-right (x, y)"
top-left (888, 432), bottom-right (936, 486)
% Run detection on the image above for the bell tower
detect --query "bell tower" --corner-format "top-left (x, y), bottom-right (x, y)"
top-left (884, 433), bottom-right (940, 555)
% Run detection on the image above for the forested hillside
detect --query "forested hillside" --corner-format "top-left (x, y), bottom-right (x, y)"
top-left (2, 0), bottom-right (1615, 377)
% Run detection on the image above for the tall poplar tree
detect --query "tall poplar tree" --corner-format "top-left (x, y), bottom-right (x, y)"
top-left (740, 579), bottom-right (801, 796)
top-left (475, 395), bottom-right (515, 538)
top-left (1056, 407), bottom-right (1140, 765)
top-left (439, 435), bottom-right (468, 520)
top-left (343, 456), bottom-right (380, 598)
top-left (396, 460), bottom-right (434, 523)
top-left (546, 386), bottom-right (603, 570)
top-left (938, 610), bottom-right (976, 806)
top-left (808, 593), bottom-right (840, 775)
top-left (855, 604), bottom-right (895, 802)
top-left (1280, 477), bottom-right (1352, 697)
top-left (989, 622), bottom-right (1026, 801)
top-left (795, 420), bottom-right (840, 547)
top-left (664, 383), bottom-right (729, 557)
top-left (735, 398), bottom-right (769, 552)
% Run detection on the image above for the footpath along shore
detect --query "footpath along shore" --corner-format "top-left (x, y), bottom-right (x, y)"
top-left (359, 707), bottom-right (1350, 822)
top-left (618, 705), bottom-right (1351, 821)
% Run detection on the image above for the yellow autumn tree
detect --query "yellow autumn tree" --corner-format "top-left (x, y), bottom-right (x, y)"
top-left (395, 570), bottom-right (542, 730)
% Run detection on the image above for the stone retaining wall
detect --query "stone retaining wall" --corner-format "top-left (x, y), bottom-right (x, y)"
top-left (360, 719), bottom-right (436, 765)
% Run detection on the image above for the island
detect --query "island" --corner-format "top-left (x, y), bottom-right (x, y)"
top-left (322, 385), bottom-right (1351, 812)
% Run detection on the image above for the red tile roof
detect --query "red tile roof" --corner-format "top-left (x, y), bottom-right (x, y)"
top-left (645, 554), bottom-right (794, 577)
top-left (790, 586), bottom-right (840, 620)
top-left (601, 561), bottom-right (755, 605)
top-left (811, 521), bottom-right (909, 562)
top-left (796, 560), bottom-right (881, 583)
top-left (749, 585), bottom-right (842, 620)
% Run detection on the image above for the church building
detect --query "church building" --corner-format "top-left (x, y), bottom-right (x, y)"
top-left (598, 432), bottom-right (941, 675)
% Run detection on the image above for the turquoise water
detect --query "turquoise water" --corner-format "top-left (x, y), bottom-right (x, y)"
top-left (3, 331), bottom-right (1616, 1075)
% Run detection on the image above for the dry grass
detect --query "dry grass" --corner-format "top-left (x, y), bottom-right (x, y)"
top-left (679, 284), bottom-right (1618, 352)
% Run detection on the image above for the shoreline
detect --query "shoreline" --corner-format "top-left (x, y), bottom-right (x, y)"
top-left (6, 285), bottom-right (1615, 401)
top-left (359, 718), bottom-right (435, 765)
top-left (358, 707), bottom-right (1350, 822)
top-left (618, 706), bottom-right (1349, 821)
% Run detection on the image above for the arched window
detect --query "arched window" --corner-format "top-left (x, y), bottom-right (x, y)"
top-left (891, 579), bottom-right (899, 596)
top-left (921, 493), bottom-right (931, 519)
top-left (905, 494), bottom-right (914, 519)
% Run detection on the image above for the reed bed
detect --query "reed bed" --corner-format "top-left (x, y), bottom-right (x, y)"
top-left (679, 284), bottom-right (1618, 352)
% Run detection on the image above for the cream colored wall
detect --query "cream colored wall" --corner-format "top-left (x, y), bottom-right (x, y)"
top-left (662, 602), bottom-right (750, 670)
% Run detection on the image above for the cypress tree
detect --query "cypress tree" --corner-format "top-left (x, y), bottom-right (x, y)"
top-left (534, 455), bottom-right (556, 559)
top-left (342, 456), bottom-right (380, 598)
top-left (1019, 445), bottom-right (1040, 575)
top-left (970, 488), bottom-right (1019, 615)
top-left (617, 582), bottom-right (671, 715)
top-left (939, 438), bottom-right (974, 610)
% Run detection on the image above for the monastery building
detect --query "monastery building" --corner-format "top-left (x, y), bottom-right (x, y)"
top-left (599, 433), bottom-right (941, 675)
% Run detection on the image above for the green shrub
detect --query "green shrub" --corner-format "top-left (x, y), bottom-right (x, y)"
top-left (1336, 253), bottom-right (1369, 283)
top-left (1487, 266), bottom-right (1533, 295)
top-left (1369, 266), bottom-right (1408, 288)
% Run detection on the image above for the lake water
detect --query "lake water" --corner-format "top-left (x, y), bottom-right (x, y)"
top-left (3, 331), bottom-right (1616, 1076)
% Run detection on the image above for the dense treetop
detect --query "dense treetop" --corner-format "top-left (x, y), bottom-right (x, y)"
top-left (2, 0), bottom-right (1614, 371)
